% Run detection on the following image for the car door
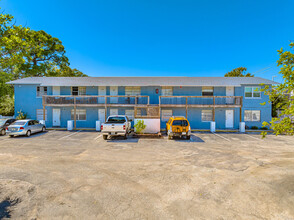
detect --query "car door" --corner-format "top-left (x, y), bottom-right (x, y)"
top-left (27, 120), bottom-right (34, 133)
top-left (4, 119), bottom-right (11, 129)
top-left (34, 120), bottom-right (42, 132)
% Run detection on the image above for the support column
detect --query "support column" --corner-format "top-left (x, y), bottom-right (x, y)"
top-left (42, 97), bottom-right (46, 121)
top-left (104, 96), bottom-right (107, 121)
top-left (185, 97), bottom-right (188, 119)
top-left (74, 97), bottom-right (76, 129)
top-left (213, 97), bottom-right (215, 121)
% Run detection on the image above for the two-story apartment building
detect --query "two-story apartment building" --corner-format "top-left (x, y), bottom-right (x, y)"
top-left (7, 77), bottom-right (276, 130)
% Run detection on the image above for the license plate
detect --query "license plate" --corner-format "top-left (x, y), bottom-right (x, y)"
top-left (182, 132), bottom-right (186, 135)
top-left (111, 132), bottom-right (115, 135)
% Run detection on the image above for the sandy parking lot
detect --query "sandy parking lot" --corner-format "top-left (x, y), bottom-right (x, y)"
top-left (0, 130), bottom-right (293, 219)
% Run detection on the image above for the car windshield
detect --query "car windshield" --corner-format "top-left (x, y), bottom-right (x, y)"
top-left (107, 117), bottom-right (126, 123)
top-left (0, 119), bottom-right (6, 126)
top-left (11, 121), bottom-right (26, 126)
top-left (172, 120), bottom-right (188, 126)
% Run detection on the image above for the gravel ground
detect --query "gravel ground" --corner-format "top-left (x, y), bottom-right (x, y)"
top-left (0, 130), bottom-right (293, 219)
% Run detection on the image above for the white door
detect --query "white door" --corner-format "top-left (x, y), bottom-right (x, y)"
top-left (98, 86), bottom-right (106, 104)
top-left (53, 109), bottom-right (61, 126)
top-left (52, 86), bottom-right (60, 95)
top-left (225, 110), bottom-right (234, 128)
top-left (98, 109), bottom-right (106, 123)
top-left (226, 86), bottom-right (234, 104)
top-left (110, 86), bottom-right (118, 103)
top-left (110, 108), bottom-right (118, 116)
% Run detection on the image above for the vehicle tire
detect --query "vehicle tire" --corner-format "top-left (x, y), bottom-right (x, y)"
top-left (9, 135), bottom-right (14, 138)
top-left (103, 135), bottom-right (108, 140)
top-left (124, 134), bottom-right (127, 139)
top-left (42, 126), bottom-right (46, 132)
top-left (168, 135), bottom-right (172, 140)
top-left (186, 135), bottom-right (190, 140)
top-left (1, 129), bottom-right (5, 136)
top-left (26, 130), bottom-right (31, 137)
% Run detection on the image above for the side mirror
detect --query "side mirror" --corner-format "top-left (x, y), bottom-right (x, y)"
top-left (5, 123), bottom-right (9, 126)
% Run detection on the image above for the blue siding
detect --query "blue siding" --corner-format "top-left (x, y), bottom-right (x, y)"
top-left (14, 85), bottom-right (43, 119)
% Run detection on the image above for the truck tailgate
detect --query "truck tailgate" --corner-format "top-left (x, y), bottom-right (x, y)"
top-left (103, 124), bottom-right (124, 132)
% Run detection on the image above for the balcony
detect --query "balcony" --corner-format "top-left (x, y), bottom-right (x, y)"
top-left (43, 95), bottom-right (150, 107)
top-left (159, 96), bottom-right (242, 108)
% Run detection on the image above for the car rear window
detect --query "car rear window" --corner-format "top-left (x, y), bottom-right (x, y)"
top-left (107, 117), bottom-right (126, 123)
top-left (172, 120), bottom-right (188, 126)
top-left (11, 121), bottom-right (26, 126)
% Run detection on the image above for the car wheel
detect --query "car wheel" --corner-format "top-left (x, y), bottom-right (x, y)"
top-left (124, 134), bottom-right (127, 139)
top-left (9, 135), bottom-right (14, 138)
top-left (1, 129), bottom-right (5, 136)
top-left (42, 126), bottom-right (46, 132)
top-left (186, 135), bottom-right (190, 140)
top-left (103, 135), bottom-right (108, 140)
top-left (26, 130), bottom-right (31, 137)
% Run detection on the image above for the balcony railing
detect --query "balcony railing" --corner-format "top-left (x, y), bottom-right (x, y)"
top-left (159, 96), bottom-right (242, 107)
top-left (43, 95), bottom-right (149, 106)
top-left (43, 95), bottom-right (242, 108)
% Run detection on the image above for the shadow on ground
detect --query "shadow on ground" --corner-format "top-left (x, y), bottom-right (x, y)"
top-left (0, 198), bottom-right (19, 219)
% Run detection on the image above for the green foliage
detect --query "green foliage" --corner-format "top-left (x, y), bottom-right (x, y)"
top-left (251, 126), bottom-right (258, 130)
top-left (261, 42), bottom-right (294, 136)
top-left (224, 67), bottom-right (254, 77)
top-left (0, 95), bottom-right (14, 116)
top-left (0, 8), bottom-right (87, 115)
top-left (134, 120), bottom-right (146, 134)
top-left (16, 110), bottom-right (28, 119)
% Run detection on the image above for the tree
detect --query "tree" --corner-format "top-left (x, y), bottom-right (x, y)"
top-left (225, 67), bottom-right (254, 77)
top-left (262, 42), bottom-right (294, 136)
top-left (0, 9), bottom-right (86, 115)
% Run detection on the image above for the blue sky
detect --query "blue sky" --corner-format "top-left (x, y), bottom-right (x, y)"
top-left (1, 0), bottom-right (294, 82)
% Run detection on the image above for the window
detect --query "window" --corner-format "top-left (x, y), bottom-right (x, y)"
top-left (172, 120), bottom-right (188, 126)
top-left (125, 110), bottom-right (134, 120)
top-left (107, 116), bottom-right (126, 123)
top-left (37, 109), bottom-right (47, 121)
top-left (161, 110), bottom-right (173, 122)
top-left (37, 86), bottom-right (47, 97)
top-left (125, 87), bottom-right (141, 96)
top-left (161, 86), bottom-right (173, 96)
top-left (202, 87), bottom-right (213, 96)
top-left (71, 109), bottom-right (86, 120)
top-left (244, 110), bottom-right (260, 122)
top-left (72, 87), bottom-right (86, 96)
top-left (201, 110), bottom-right (213, 122)
top-left (245, 87), bottom-right (261, 98)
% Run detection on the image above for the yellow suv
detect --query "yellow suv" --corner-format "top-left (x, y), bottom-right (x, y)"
top-left (166, 116), bottom-right (191, 140)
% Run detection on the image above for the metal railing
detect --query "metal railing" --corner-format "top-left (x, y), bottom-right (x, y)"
top-left (160, 96), bottom-right (242, 107)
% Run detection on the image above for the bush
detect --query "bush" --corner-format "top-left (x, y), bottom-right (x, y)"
top-left (0, 95), bottom-right (14, 116)
top-left (251, 126), bottom-right (258, 130)
top-left (16, 110), bottom-right (28, 120)
top-left (134, 120), bottom-right (146, 134)
top-left (260, 127), bottom-right (269, 130)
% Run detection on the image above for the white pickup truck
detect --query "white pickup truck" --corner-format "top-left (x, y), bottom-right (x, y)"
top-left (101, 115), bottom-right (131, 140)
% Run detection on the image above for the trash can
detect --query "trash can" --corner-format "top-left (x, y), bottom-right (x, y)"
top-left (239, 122), bottom-right (245, 133)
top-left (96, 121), bottom-right (101, 131)
top-left (67, 120), bottom-right (74, 131)
top-left (210, 121), bottom-right (216, 132)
